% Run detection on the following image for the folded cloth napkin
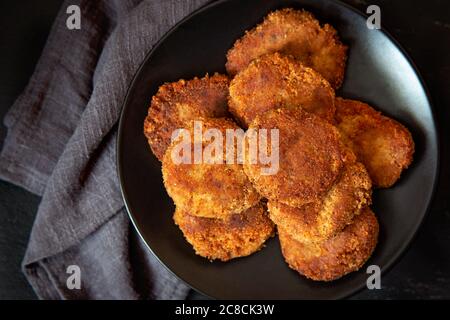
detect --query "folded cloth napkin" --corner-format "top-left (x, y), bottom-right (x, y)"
top-left (0, 0), bottom-right (211, 299)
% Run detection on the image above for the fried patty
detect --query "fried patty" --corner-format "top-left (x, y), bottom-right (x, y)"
top-left (174, 202), bottom-right (275, 261)
top-left (162, 117), bottom-right (261, 219)
top-left (144, 73), bottom-right (230, 161)
top-left (279, 207), bottom-right (378, 281)
top-left (228, 53), bottom-right (336, 127)
top-left (268, 162), bottom-right (372, 243)
top-left (226, 8), bottom-right (347, 89)
top-left (244, 108), bottom-right (351, 207)
top-left (335, 98), bottom-right (415, 188)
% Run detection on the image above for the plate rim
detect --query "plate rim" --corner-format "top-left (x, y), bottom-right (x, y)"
top-left (116, 0), bottom-right (440, 299)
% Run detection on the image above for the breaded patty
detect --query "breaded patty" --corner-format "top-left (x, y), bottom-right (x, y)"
top-left (244, 108), bottom-right (351, 207)
top-left (335, 98), bottom-right (415, 188)
top-left (174, 202), bottom-right (275, 261)
top-left (226, 8), bottom-right (347, 89)
top-left (144, 73), bottom-right (230, 160)
top-left (228, 53), bottom-right (336, 127)
top-left (279, 207), bottom-right (379, 281)
top-left (163, 118), bottom-right (261, 219)
top-left (268, 162), bottom-right (372, 243)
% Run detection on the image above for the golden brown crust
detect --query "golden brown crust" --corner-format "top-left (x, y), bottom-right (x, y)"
top-left (162, 118), bottom-right (261, 219)
top-left (268, 162), bottom-right (372, 243)
top-left (174, 203), bottom-right (275, 261)
top-left (144, 73), bottom-right (230, 161)
top-left (279, 207), bottom-right (379, 281)
top-left (228, 53), bottom-right (336, 127)
top-left (335, 98), bottom-right (415, 188)
top-left (226, 8), bottom-right (347, 89)
top-left (244, 108), bottom-right (351, 207)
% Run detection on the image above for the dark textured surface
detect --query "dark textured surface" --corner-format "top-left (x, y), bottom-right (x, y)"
top-left (0, 0), bottom-right (449, 299)
top-left (0, 0), bottom-right (63, 300)
top-left (0, 181), bottom-right (40, 299)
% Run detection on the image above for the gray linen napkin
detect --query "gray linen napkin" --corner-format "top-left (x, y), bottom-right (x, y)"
top-left (0, 0), bottom-right (211, 299)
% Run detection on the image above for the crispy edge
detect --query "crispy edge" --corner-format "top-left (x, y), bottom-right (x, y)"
top-left (335, 97), bottom-right (415, 188)
top-left (162, 117), bottom-right (261, 219)
top-left (226, 8), bottom-right (347, 89)
top-left (268, 161), bottom-right (372, 243)
top-left (174, 202), bottom-right (275, 261)
top-left (228, 52), bottom-right (336, 127)
top-left (244, 107), bottom-right (350, 207)
top-left (144, 73), bottom-right (230, 161)
top-left (278, 207), bottom-right (379, 281)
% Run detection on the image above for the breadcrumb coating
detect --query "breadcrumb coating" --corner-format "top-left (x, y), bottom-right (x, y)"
top-left (279, 207), bottom-right (379, 281)
top-left (335, 98), bottom-right (415, 188)
top-left (174, 202), bottom-right (274, 261)
top-left (226, 8), bottom-right (347, 89)
top-left (144, 73), bottom-right (230, 160)
top-left (244, 108), bottom-right (352, 207)
top-left (229, 53), bottom-right (336, 127)
top-left (163, 118), bottom-right (261, 219)
top-left (268, 162), bottom-right (372, 243)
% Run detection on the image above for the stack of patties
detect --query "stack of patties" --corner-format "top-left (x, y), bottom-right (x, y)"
top-left (144, 74), bottom-right (274, 262)
top-left (226, 9), bottom-right (414, 190)
top-left (241, 106), bottom-right (377, 281)
top-left (226, 9), bottom-right (413, 280)
top-left (229, 52), bottom-right (379, 280)
top-left (143, 8), bottom-right (415, 280)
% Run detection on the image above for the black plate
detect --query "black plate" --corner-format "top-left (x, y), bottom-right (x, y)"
top-left (117, 0), bottom-right (439, 299)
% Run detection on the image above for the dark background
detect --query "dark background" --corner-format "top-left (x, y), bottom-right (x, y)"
top-left (0, 0), bottom-right (449, 299)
